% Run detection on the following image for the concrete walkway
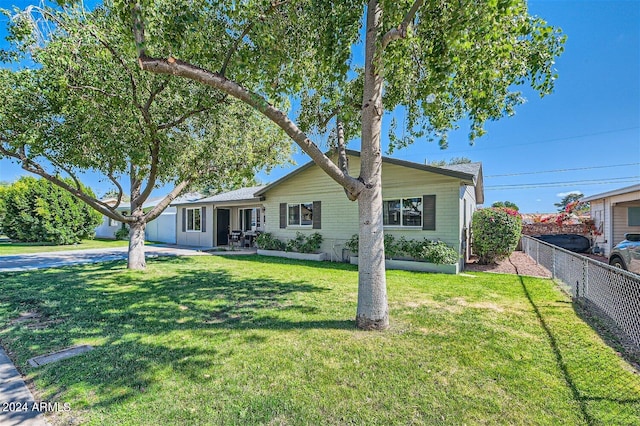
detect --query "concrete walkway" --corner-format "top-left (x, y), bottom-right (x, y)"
top-left (0, 244), bottom-right (214, 273)
top-left (0, 347), bottom-right (47, 426)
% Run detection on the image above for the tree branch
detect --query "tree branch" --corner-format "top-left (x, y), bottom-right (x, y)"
top-left (382, 0), bottom-right (424, 50)
top-left (0, 144), bottom-right (127, 221)
top-left (107, 171), bottom-right (125, 209)
top-left (136, 54), bottom-right (364, 198)
top-left (157, 105), bottom-right (210, 130)
top-left (67, 84), bottom-right (119, 98)
top-left (144, 179), bottom-right (191, 222)
top-left (135, 139), bottom-right (160, 208)
top-left (89, 28), bottom-right (143, 111)
top-left (144, 77), bottom-right (170, 114)
top-left (48, 158), bottom-right (82, 190)
top-left (336, 116), bottom-right (358, 201)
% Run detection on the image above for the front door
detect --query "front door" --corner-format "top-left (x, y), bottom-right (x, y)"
top-left (216, 209), bottom-right (230, 246)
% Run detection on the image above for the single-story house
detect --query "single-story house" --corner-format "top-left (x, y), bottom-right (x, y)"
top-left (172, 186), bottom-right (266, 248)
top-left (95, 193), bottom-right (202, 244)
top-left (173, 151), bottom-right (482, 266)
top-left (255, 150), bottom-right (483, 266)
top-left (172, 151), bottom-right (483, 268)
top-left (582, 184), bottom-right (640, 256)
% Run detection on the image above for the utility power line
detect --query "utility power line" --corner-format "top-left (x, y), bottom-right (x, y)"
top-left (486, 176), bottom-right (640, 190)
top-left (423, 126), bottom-right (640, 156)
top-left (486, 163), bottom-right (640, 178)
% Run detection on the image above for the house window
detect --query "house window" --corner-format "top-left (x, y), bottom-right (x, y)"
top-left (629, 207), bottom-right (640, 226)
top-left (383, 197), bottom-right (422, 227)
top-left (186, 207), bottom-right (202, 231)
top-left (109, 217), bottom-right (118, 227)
top-left (288, 203), bottom-right (313, 226)
top-left (240, 208), bottom-right (262, 231)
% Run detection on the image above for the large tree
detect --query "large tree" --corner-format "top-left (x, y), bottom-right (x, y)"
top-left (0, 4), bottom-right (290, 269)
top-left (120, 0), bottom-right (565, 329)
top-left (123, 0), bottom-right (564, 329)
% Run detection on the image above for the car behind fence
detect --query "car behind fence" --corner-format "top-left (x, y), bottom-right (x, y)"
top-left (521, 235), bottom-right (640, 350)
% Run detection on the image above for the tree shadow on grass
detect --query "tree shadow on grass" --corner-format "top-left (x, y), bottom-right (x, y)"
top-left (516, 273), bottom-right (640, 425)
top-left (223, 253), bottom-right (358, 271)
top-left (0, 256), bottom-right (356, 412)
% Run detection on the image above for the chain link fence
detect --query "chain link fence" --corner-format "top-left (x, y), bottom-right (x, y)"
top-left (521, 235), bottom-right (640, 424)
top-left (522, 235), bottom-right (640, 350)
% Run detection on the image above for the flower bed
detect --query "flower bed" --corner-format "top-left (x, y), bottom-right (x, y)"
top-left (256, 232), bottom-right (327, 262)
top-left (349, 256), bottom-right (459, 274)
top-left (258, 249), bottom-right (329, 262)
top-left (345, 234), bottom-right (460, 273)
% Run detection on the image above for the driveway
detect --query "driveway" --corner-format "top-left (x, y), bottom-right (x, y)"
top-left (0, 245), bottom-right (211, 273)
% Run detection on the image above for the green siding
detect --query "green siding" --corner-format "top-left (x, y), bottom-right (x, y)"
top-left (262, 155), bottom-right (470, 259)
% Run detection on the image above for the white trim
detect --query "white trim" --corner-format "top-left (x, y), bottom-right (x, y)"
top-left (287, 202), bottom-right (313, 228)
top-left (186, 207), bottom-right (202, 232)
top-left (383, 196), bottom-right (423, 228)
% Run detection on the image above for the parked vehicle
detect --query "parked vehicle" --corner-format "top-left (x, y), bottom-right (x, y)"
top-left (533, 234), bottom-right (591, 253)
top-left (608, 233), bottom-right (640, 274)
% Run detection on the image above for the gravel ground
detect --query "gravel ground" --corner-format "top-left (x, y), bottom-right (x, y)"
top-left (465, 251), bottom-right (553, 278)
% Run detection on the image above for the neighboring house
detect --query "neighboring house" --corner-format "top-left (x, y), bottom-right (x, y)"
top-left (255, 150), bottom-right (483, 265)
top-left (172, 186), bottom-right (266, 248)
top-left (582, 184), bottom-right (640, 256)
top-left (95, 193), bottom-right (202, 244)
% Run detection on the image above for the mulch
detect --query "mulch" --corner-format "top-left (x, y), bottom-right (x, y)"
top-left (465, 251), bottom-right (552, 278)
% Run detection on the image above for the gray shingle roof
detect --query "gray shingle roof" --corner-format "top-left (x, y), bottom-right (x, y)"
top-left (173, 186), bottom-right (266, 205)
top-left (440, 162), bottom-right (482, 178)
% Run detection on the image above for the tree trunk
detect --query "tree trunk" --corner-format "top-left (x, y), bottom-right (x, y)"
top-left (127, 220), bottom-right (146, 270)
top-left (356, 0), bottom-right (389, 330)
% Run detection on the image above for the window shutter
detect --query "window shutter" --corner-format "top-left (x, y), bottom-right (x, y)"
top-left (182, 208), bottom-right (186, 232)
top-left (423, 195), bottom-right (436, 231)
top-left (201, 207), bottom-right (206, 232)
top-left (312, 201), bottom-right (321, 229)
top-left (280, 203), bottom-right (287, 229)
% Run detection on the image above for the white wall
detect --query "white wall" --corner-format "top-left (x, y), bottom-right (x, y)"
top-left (145, 210), bottom-right (177, 244)
top-left (95, 216), bottom-right (122, 239)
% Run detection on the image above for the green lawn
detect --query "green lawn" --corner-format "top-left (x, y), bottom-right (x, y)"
top-left (0, 256), bottom-right (638, 425)
top-left (0, 238), bottom-right (130, 255)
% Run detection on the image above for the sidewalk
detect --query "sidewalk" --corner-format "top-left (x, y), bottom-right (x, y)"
top-left (0, 347), bottom-right (47, 426)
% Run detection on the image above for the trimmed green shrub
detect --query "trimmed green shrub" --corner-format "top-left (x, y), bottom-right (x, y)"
top-left (418, 240), bottom-right (460, 264)
top-left (472, 208), bottom-right (522, 264)
top-left (345, 234), bottom-right (359, 254)
top-left (345, 234), bottom-right (459, 264)
top-left (286, 231), bottom-right (323, 253)
top-left (114, 226), bottom-right (130, 240)
top-left (256, 232), bottom-right (286, 251)
top-left (0, 177), bottom-right (102, 244)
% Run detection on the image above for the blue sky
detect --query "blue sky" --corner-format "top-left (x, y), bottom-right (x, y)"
top-left (1, 0), bottom-right (638, 213)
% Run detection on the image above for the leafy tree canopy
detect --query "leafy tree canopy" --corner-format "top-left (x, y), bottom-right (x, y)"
top-left (0, 3), bottom-right (292, 267)
top-left (555, 192), bottom-right (586, 212)
top-left (116, 0), bottom-right (564, 151)
top-left (492, 201), bottom-right (520, 211)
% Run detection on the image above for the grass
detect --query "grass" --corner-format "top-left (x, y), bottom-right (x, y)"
top-left (0, 255), bottom-right (638, 425)
top-left (0, 238), bottom-right (130, 255)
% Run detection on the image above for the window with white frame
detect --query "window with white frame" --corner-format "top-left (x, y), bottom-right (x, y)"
top-left (240, 207), bottom-right (263, 231)
top-left (383, 197), bottom-right (422, 227)
top-left (186, 207), bottom-right (202, 231)
top-left (288, 202), bottom-right (313, 226)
